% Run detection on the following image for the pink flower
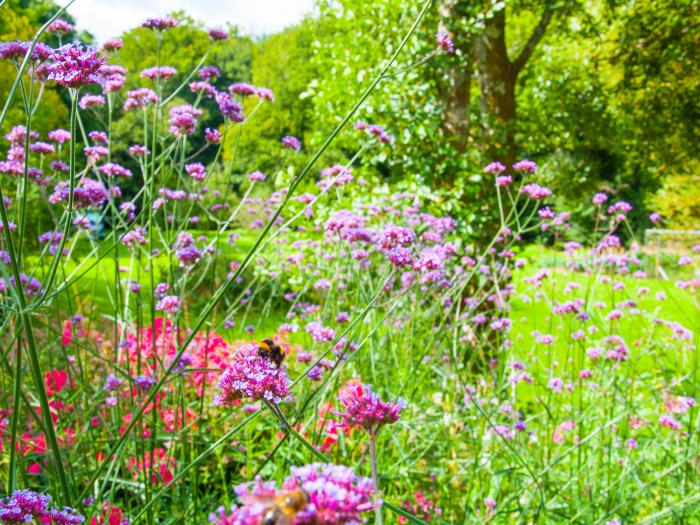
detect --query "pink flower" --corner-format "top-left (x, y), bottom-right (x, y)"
top-left (213, 343), bottom-right (290, 404)
top-left (168, 105), bottom-right (201, 137)
top-left (214, 464), bottom-right (375, 525)
top-left (102, 39), bottom-right (123, 53)
top-left (124, 88), bottom-right (159, 111)
top-left (513, 159), bottom-right (537, 172)
top-left (436, 32), bottom-right (454, 54)
top-left (592, 192), bottom-right (608, 206)
top-left (209, 28), bottom-right (229, 41)
top-left (247, 170), bottom-right (266, 182)
top-left (47, 44), bottom-right (105, 89)
top-left (141, 66), bottom-right (177, 80)
top-left (185, 163), bottom-right (206, 181)
top-left (46, 19), bottom-right (73, 34)
top-left (659, 414), bottom-right (682, 432)
top-left (205, 128), bottom-right (222, 144)
top-left (335, 382), bottom-right (404, 435)
top-left (142, 17), bottom-right (178, 31)
top-left (282, 135), bottom-right (301, 151)
top-left (306, 321), bottom-right (335, 343)
top-left (484, 161), bottom-right (506, 174)
top-left (520, 183), bottom-right (552, 200)
top-left (155, 295), bottom-right (180, 314)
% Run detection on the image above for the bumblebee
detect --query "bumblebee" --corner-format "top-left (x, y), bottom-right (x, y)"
top-left (258, 338), bottom-right (285, 368)
top-left (244, 490), bottom-right (309, 525)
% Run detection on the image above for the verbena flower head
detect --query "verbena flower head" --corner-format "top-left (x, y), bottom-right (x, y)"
top-left (155, 295), bottom-right (180, 314)
top-left (0, 41), bottom-right (52, 63)
top-left (186, 162), bottom-right (206, 181)
top-left (0, 489), bottom-right (51, 523)
top-left (213, 343), bottom-right (290, 405)
top-left (513, 159), bottom-right (537, 173)
top-left (79, 94), bottom-right (105, 109)
top-left (282, 135), bottom-right (301, 151)
top-left (436, 32), bottom-right (454, 54)
top-left (49, 178), bottom-right (110, 208)
top-left (209, 28), bottom-right (229, 41)
top-left (124, 88), bottom-right (159, 111)
top-left (102, 39), bottom-right (123, 53)
top-left (283, 463), bottom-right (376, 524)
top-left (142, 17), bottom-right (178, 31)
top-left (47, 44), bottom-right (105, 89)
top-left (228, 82), bottom-right (256, 96)
top-left (0, 489), bottom-right (84, 524)
top-left (98, 163), bottom-right (132, 178)
top-left (168, 105), bottom-right (201, 137)
top-left (46, 19), bottom-right (73, 35)
top-left (213, 464), bottom-right (374, 525)
top-left (335, 382), bottom-right (405, 435)
top-left (205, 128), bottom-right (222, 144)
top-left (215, 92), bottom-right (244, 122)
top-left (141, 65), bottom-right (177, 80)
top-left (484, 161), bottom-right (506, 174)
top-left (198, 66), bottom-right (221, 81)
top-left (520, 183), bottom-right (552, 200)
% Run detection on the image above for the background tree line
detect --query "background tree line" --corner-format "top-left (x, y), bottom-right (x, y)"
top-left (2, 0), bottom-right (699, 242)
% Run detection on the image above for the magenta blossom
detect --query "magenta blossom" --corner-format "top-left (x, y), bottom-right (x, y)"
top-left (142, 17), bottom-right (177, 31)
top-left (513, 159), bottom-right (537, 173)
top-left (47, 44), bottom-right (105, 89)
top-left (213, 464), bottom-right (375, 525)
top-left (282, 135), bottom-right (301, 151)
top-left (209, 28), bottom-right (229, 41)
top-left (484, 161), bottom-right (506, 174)
top-left (335, 382), bottom-right (405, 435)
top-left (46, 19), bottom-right (73, 35)
top-left (436, 32), bottom-right (454, 54)
top-left (101, 39), bottom-right (123, 53)
top-left (213, 343), bottom-right (290, 404)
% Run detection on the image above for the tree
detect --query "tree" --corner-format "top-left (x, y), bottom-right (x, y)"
top-left (474, 2), bottom-right (553, 166)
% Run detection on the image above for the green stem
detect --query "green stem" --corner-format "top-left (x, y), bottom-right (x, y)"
top-left (0, 185), bottom-right (72, 504)
top-left (369, 433), bottom-right (383, 525)
top-left (33, 90), bottom-right (79, 306)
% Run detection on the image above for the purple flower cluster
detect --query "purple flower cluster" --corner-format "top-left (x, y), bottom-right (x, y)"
top-left (0, 489), bottom-right (84, 524)
top-left (199, 66), bottom-right (221, 81)
top-left (47, 44), bottom-right (105, 89)
top-left (208, 28), bottom-right (229, 41)
top-left (124, 88), bottom-right (159, 111)
top-left (211, 464), bottom-right (374, 525)
top-left (520, 183), bottom-right (552, 200)
top-left (335, 383), bottom-right (404, 435)
top-left (46, 19), bottom-right (73, 35)
top-left (142, 17), bottom-right (178, 31)
top-left (173, 232), bottom-right (202, 270)
top-left (0, 41), bottom-right (52, 63)
top-left (98, 162), bottom-right (132, 178)
top-left (282, 135), bottom-right (301, 151)
top-left (155, 295), bottom-right (180, 314)
top-left (436, 32), bottom-right (454, 54)
top-left (186, 162), bottom-right (206, 181)
top-left (49, 178), bottom-right (111, 208)
top-left (353, 121), bottom-right (393, 144)
top-left (213, 343), bottom-right (290, 405)
top-left (141, 65), bottom-right (177, 80)
top-left (215, 92), bottom-right (244, 122)
top-left (168, 105), bottom-right (201, 137)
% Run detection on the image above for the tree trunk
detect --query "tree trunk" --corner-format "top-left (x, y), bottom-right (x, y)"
top-left (475, 4), bottom-right (554, 168)
top-left (438, 0), bottom-right (473, 152)
top-left (476, 7), bottom-right (517, 167)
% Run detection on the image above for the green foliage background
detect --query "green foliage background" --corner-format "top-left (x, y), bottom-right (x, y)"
top-left (2, 0), bottom-right (699, 237)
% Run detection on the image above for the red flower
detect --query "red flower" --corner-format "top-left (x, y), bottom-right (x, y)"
top-left (44, 368), bottom-right (68, 396)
